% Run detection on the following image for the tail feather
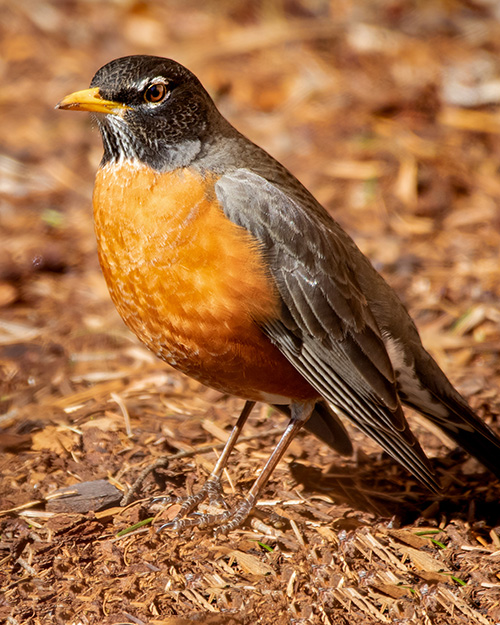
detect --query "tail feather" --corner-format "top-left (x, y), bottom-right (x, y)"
top-left (396, 338), bottom-right (500, 479)
top-left (407, 390), bottom-right (500, 479)
top-left (275, 400), bottom-right (353, 457)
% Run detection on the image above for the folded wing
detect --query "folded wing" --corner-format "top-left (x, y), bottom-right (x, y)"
top-left (216, 169), bottom-right (438, 491)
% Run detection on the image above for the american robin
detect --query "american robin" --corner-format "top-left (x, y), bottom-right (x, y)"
top-left (57, 55), bottom-right (500, 534)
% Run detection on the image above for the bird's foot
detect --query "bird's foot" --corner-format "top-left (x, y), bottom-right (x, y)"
top-left (156, 478), bottom-right (255, 535)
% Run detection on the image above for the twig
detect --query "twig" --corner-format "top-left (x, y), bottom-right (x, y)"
top-left (120, 425), bottom-right (285, 506)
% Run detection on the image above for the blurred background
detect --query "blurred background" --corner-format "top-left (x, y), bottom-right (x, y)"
top-left (2, 0), bottom-right (499, 408)
top-left (0, 0), bottom-right (500, 372)
top-left (2, 2), bottom-right (500, 622)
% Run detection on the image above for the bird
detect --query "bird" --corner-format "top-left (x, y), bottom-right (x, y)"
top-left (57, 55), bottom-right (500, 534)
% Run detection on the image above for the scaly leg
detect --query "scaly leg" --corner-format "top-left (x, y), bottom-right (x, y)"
top-left (157, 400), bottom-right (256, 525)
top-left (162, 400), bottom-right (315, 535)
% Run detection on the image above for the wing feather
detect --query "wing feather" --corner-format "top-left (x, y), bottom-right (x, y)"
top-left (216, 169), bottom-right (438, 490)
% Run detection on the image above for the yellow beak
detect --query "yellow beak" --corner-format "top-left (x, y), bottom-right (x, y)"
top-left (56, 87), bottom-right (129, 115)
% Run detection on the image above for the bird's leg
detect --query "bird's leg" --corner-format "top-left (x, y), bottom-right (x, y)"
top-left (163, 400), bottom-right (315, 535)
top-left (157, 400), bottom-right (256, 523)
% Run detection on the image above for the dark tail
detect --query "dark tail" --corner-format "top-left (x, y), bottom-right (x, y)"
top-left (407, 349), bottom-right (500, 479)
top-left (274, 400), bottom-right (353, 457)
top-left (410, 391), bottom-right (500, 479)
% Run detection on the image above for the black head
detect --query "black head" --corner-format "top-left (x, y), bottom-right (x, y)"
top-left (58, 55), bottom-right (224, 170)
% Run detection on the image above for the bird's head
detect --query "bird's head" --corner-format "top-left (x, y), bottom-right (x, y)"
top-left (57, 55), bottom-right (219, 170)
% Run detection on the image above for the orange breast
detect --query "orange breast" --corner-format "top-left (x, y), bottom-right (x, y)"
top-left (92, 160), bottom-right (317, 403)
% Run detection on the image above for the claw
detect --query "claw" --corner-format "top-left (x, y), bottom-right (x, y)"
top-left (157, 520), bottom-right (176, 532)
top-left (151, 494), bottom-right (182, 505)
top-left (152, 397), bottom-right (313, 535)
top-left (158, 509), bottom-right (234, 534)
top-left (154, 480), bottom-right (257, 535)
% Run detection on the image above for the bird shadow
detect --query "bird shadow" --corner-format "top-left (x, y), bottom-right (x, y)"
top-left (289, 451), bottom-right (500, 530)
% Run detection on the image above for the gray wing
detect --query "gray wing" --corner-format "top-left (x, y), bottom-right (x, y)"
top-left (215, 168), bottom-right (438, 490)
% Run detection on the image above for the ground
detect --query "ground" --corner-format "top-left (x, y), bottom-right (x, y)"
top-left (1, 1), bottom-right (500, 624)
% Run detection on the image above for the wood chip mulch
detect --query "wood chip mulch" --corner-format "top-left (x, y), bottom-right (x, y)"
top-left (1, 1), bottom-right (500, 623)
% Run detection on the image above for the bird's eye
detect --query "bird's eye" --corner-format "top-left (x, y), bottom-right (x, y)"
top-left (144, 82), bottom-right (168, 104)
